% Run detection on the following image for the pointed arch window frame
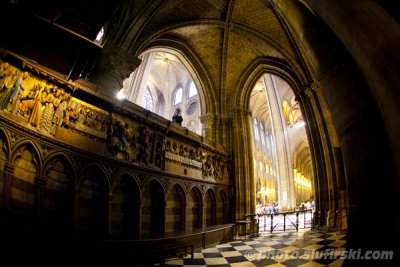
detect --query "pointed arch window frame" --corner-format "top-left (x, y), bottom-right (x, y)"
top-left (173, 87), bottom-right (183, 105)
top-left (144, 87), bottom-right (154, 111)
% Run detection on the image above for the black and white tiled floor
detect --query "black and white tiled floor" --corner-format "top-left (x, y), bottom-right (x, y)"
top-left (164, 229), bottom-right (346, 266)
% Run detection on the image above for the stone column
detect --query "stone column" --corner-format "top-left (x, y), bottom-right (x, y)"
top-left (309, 82), bottom-right (343, 231)
top-left (217, 114), bottom-right (230, 148)
top-left (107, 193), bottom-right (113, 235)
top-left (36, 175), bottom-right (46, 222)
top-left (232, 108), bottom-right (255, 220)
top-left (182, 201), bottom-right (187, 231)
top-left (72, 186), bottom-right (80, 230)
top-left (199, 113), bottom-right (214, 141)
top-left (333, 147), bottom-right (347, 231)
top-left (305, 0), bottom-right (400, 254)
top-left (302, 86), bottom-right (330, 227)
top-left (3, 162), bottom-right (14, 209)
top-left (88, 43), bottom-right (141, 98)
top-left (263, 75), bottom-right (293, 209)
top-left (138, 200), bottom-right (143, 235)
top-left (199, 202), bottom-right (204, 228)
top-left (162, 200), bottom-right (167, 233)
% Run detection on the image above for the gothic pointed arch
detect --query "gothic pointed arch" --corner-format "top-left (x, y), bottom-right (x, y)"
top-left (9, 140), bottom-right (41, 216)
top-left (141, 178), bottom-right (166, 234)
top-left (0, 127), bottom-right (11, 159)
top-left (123, 37), bottom-right (218, 138)
top-left (0, 127), bottom-right (10, 206)
top-left (41, 152), bottom-right (76, 227)
top-left (76, 163), bottom-right (110, 235)
top-left (141, 38), bottom-right (217, 116)
top-left (42, 152), bottom-right (77, 179)
top-left (231, 57), bottom-right (307, 219)
top-left (204, 188), bottom-right (216, 227)
top-left (77, 163), bottom-right (111, 190)
top-left (186, 185), bottom-right (203, 230)
top-left (111, 172), bottom-right (141, 238)
top-left (166, 182), bottom-right (186, 232)
top-left (10, 139), bottom-right (42, 168)
top-left (217, 189), bottom-right (228, 224)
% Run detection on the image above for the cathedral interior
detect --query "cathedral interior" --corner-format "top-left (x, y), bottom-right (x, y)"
top-left (0, 0), bottom-right (399, 266)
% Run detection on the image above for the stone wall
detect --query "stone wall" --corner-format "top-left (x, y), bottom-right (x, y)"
top-left (0, 56), bottom-right (231, 238)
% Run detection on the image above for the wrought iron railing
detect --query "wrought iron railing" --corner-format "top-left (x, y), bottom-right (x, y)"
top-left (257, 209), bottom-right (313, 233)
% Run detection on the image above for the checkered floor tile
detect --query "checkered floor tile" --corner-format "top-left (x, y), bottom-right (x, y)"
top-left (164, 229), bottom-right (346, 266)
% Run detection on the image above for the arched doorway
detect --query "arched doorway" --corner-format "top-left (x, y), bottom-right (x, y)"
top-left (249, 73), bottom-right (312, 211)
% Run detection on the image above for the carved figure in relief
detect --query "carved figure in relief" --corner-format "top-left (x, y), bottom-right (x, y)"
top-left (179, 144), bottom-right (186, 157)
top-left (29, 86), bottom-right (49, 127)
top-left (105, 117), bottom-right (135, 160)
top-left (0, 62), bottom-right (11, 90)
top-left (172, 142), bottom-right (179, 154)
top-left (53, 92), bottom-right (68, 127)
top-left (213, 155), bottom-right (224, 181)
top-left (77, 107), bottom-right (86, 124)
top-left (92, 113), bottom-right (105, 131)
top-left (189, 148), bottom-right (196, 160)
top-left (154, 139), bottom-right (164, 168)
top-left (118, 122), bottom-right (130, 150)
top-left (8, 71), bottom-right (28, 113)
top-left (195, 148), bottom-right (203, 161)
top-left (39, 87), bottom-right (56, 133)
top-left (18, 83), bottom-right (41, 117)
top-left (84, 109), bottom-right (95, 127)
top-left (165, 140), bottom-right (173, 152)
top-left (0, 69), bottom-right (19, 110)
top-left (136, 126), bottom-right (151, 165)
top-left (62, 106), bottom-right (77, 128)
top-left (203, 154), bottom-right (214, 178)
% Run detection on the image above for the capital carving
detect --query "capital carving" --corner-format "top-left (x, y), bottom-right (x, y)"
top-left (304, 87), bottom-right (314, 98)
top-left (4, 162), bottom-right (15, 174)
top-left (303, 80), bottom-right (322, 98)
top-left (199, 113), bottom-right (214, 128)
top-left (89, 43), bottom-right (141, 95)
top-left (310, 80), bottom-right (321, 93)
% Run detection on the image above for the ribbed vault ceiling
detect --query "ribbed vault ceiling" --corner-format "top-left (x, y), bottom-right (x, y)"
top-left (115, 0), bottom-right (305, 114)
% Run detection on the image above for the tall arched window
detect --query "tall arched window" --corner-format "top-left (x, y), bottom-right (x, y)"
top-left (189, 81), bottom-right (198, 98)
top-left (144, 88), bottom-right (153, 111)
top-left (174, 87), bottom-right (183, 105)
top-left (254, 119), bottom-right (259, 141)
top-left (95, 27), bottom-right (105, 42)
top-left (260, 123), bottom-right (266, 148)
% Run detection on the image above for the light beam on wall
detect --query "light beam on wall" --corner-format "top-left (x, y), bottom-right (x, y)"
top-left (116, 89), bottom-right (126, 100)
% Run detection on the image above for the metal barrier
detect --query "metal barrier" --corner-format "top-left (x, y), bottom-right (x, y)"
top-left (257, 209), bottom-right (313, 233)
